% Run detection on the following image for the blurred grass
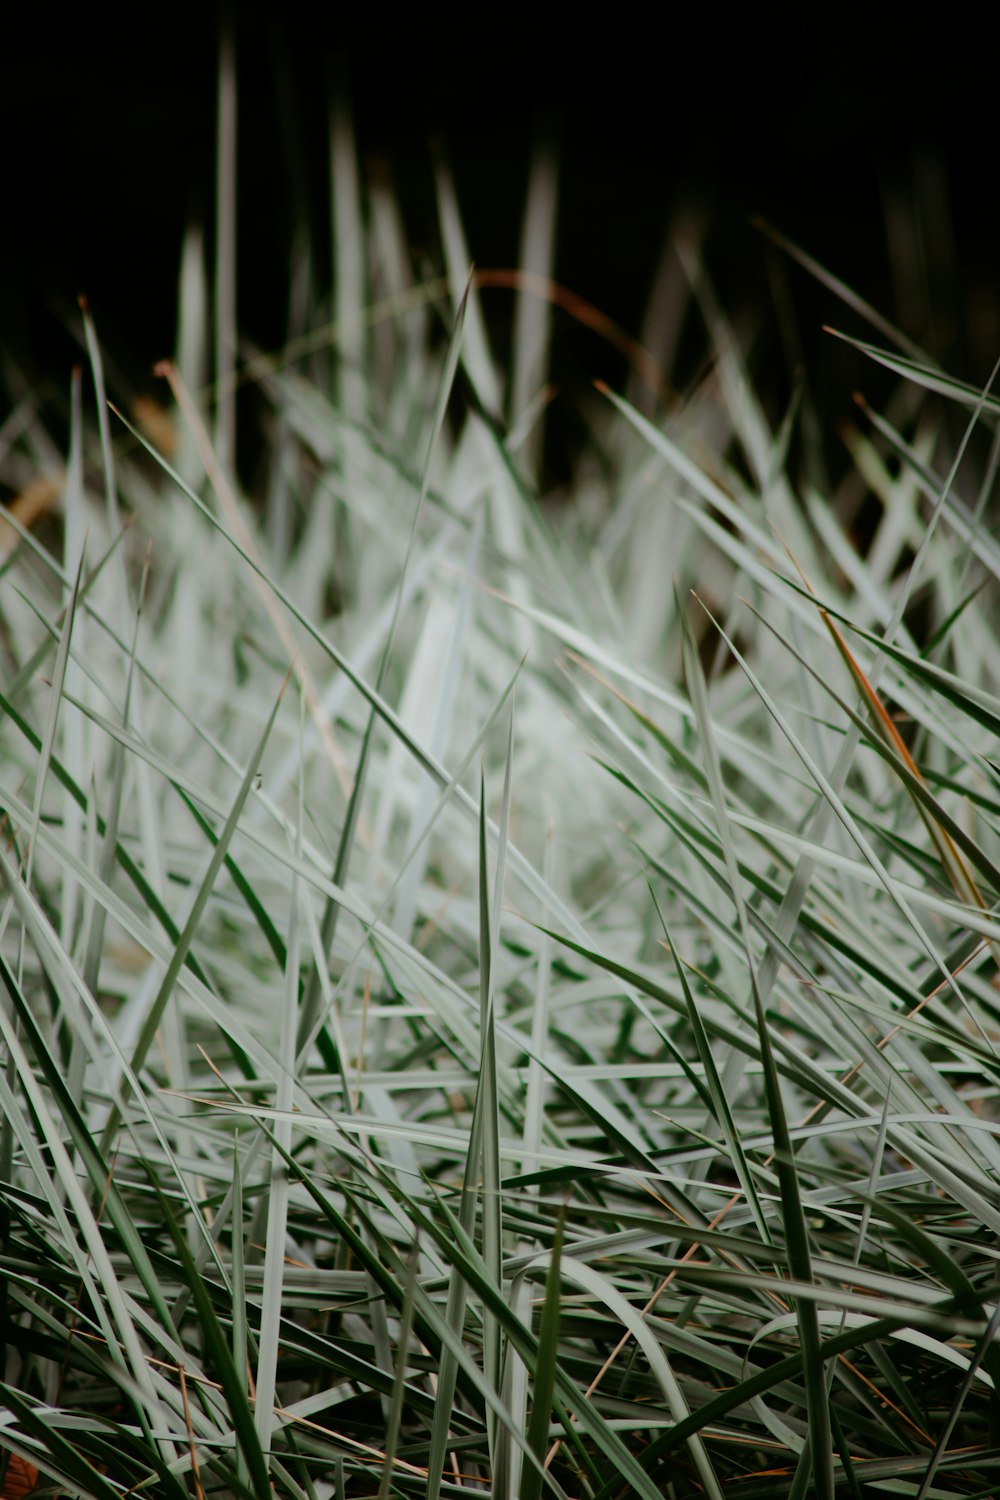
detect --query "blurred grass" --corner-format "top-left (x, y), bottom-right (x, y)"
top-left (2, 48), bottom-right (1000, 1500)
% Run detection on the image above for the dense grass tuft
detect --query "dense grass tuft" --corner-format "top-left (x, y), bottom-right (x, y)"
top-left (2, 101), bottom-right (1000, 1500)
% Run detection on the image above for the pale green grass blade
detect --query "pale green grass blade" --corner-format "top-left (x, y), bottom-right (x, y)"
top-left (744, 601), bottom-right (1000, 929)
top-left (329, 78), bottom-right (365, 419)
top-left (923, 1332), bottom-right (1000, 1500)
top-left (214, 17), bottom-right (237, 469)
top-left (435, 153), bottom-right (501, 415)
top-left (100, 677), bottom-right (287, 1152)
top-left (0, 966), bottom-right (177, 1457)
top-left (0, 941), bottom-right (172, 1337)
top-left (517, 1210), bottom-right (563, 1500)
top-left (424, 777), bottom-right (506, 1500)
top-left (700, 602), bottom-right (1000, 1098)
top-left (827, 325), bottom-right (1000, 416)
top-left (793, 597), bottom-right (1000, 743)
top-left (80, 299), bottom-right (125, 553)
top-left (854, 391), bottom-right (1000, 586)
top-left (556, 1256), bottom-right (724, 1500)
top-left (260, 1139), bottom-right (540, 1490)
top-left (422, 1195), bottom-right (671, 1500)
top-left (657, 897), bottom-right (773, 1249)
top-left (376, 1242), bottom-right (420, 1500)
top-left (0, 684), bottom-right (216, 996)
top-left (6, 122), bottom-right (1000, 1500)
top-left (107, 401), bottom-right (589, 947)
top-left (679, 592), bottom-right (833, 1499)
top-left (230, 1135), bottom-right (251, 1494)
top-left (254, 697), bottom-right (305, 1462)
top-left (0, 1040), bottom-right (126, 1372)
top-left (293, 654), bottom-right (524, 1082)
top-left (755, 217), bottom-right (931, 362)
top-left (153, 1176), bottom-right (271, 1497)
top-left (480, 722), bottom-right (512, 1467)
top-left (174, 781), bottom-right (287, 972)
top-left (0, 770), bottom-right (263, 1241)
top-left (23, 549), bottom-right (85, 892)
top-left (629, 212), bottom-right (696, 413)
top-left (56, 368), bottom-right (87, 961)
top-left (296, 278), bottom-right (469, 1056)
top-left (593, 1303), bottom-right (983, 1498)
top-left (1, 515), bottom-right (131, 710)
top-left (80, 549), bottom-right (147, 1000)
top-left (175, 223), bottom-right (208, 488)
top-left (510, 136), bottom-right (558, 484)
top-left (0, 1383), bottom-right (141, 1500)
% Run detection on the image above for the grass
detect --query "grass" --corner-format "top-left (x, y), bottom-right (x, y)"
top-left (2, 66), bottom-right (1000, 1500)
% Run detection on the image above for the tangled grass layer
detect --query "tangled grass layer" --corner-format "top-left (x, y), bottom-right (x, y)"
top-left (2, 128), bottom-right (1000, 1500)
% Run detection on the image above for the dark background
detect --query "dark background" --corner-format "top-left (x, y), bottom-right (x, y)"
top-left (3, 6), bottom-right (996, 471)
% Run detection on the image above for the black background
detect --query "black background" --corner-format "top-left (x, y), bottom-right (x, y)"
top-left (3, 6), bottom-right (996, 461)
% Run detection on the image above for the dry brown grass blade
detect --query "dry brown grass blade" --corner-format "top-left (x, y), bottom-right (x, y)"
top-left (786, 544), bottom-right (987, 919)
top-left (0, 474), bottom-right (64, 557)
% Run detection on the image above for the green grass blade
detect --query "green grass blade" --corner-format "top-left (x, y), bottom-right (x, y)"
top-left (678, 589), bottom-right (833, 1500)
top-left (518, 1209), bottom-right (564, 1500)
top-left (152, 1175), bottom-right (271, 1497)
top-left (254, 695), bottom-right (305, 1462)
top-left (376, 1240), bottom-right (420, 1500)
top-left (230, 1134), bottom-right (251, 1494)
top-left (23, 548), bottom-right (85, 892)
top-left (656, 894), bottom-right (773, 1249)
top-left (100, 676), bottom-right (287, 1153)
top-left (826, 325), bottom-right (1000, 416)
top-left (295, 278), bottom-right (469, 1056)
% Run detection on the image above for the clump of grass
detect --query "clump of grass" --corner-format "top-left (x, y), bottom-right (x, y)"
top-left (2, 72), bottom-right (1000, 1500)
